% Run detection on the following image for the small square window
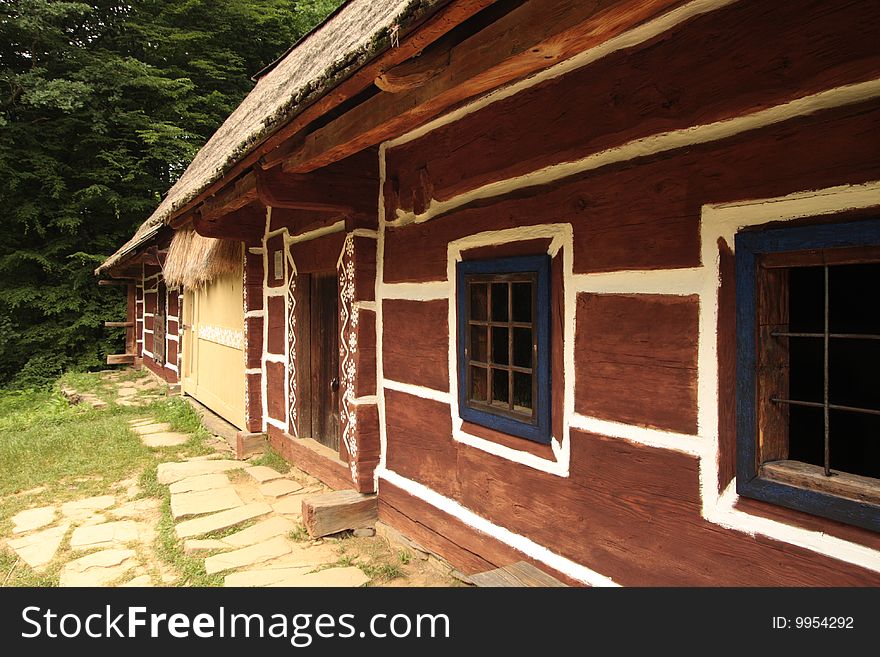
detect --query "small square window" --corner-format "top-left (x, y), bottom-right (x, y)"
top-left (456, 255), bottom-right (551, 444)
top-left (736, 219), bottom-right (880, 532)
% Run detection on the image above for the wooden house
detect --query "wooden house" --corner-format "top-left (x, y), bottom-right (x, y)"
top-left (97, 0), bottom-right (880, 585)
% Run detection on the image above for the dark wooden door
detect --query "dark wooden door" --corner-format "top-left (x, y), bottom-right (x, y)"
top-left (309, 273), bottom-right (340, 450)
top-left (154, 281), bottom-right (167, 365)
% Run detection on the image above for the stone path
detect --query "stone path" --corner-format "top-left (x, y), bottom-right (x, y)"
top-left (156, 450), bottom-right (370, 587)
top-left (5, 368), bottom-right (419, 587)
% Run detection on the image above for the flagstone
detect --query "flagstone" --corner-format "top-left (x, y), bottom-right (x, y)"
top-left (244, 466), bottom-right (286, 484)
top-left (132, 422), bottom-right (172, 435)
top-left (59, 549), bottom-right (136, 587)
top-left (70, 520), bottom-right (140, 550)
top-left (8, 523), bottom-right (70, 569)
top-left (259, 543), bottom-right (338, 569)
top-left (121, 575), bottom-right (153, 587)
top-left (61, 495), bottom-right (116, 517)
top-left (109, 498), bottom-right (161, 519)
top-left (271, 493), bottom-right (311, 516)
top-left (204, 536), bottom-right (293, 575)
top-left (157, 459), bottom-right (243, 484)
top-left (223, 516), bottom-right (296, 548)
top-left (11, 506), bottom-right (56, 534)
top-left (168, 473), bottom-right (230, 494)
top-left (225, 566), bottom-right (369, 588)
top-left (259, 479), bottom-right (303, 499)
top-left (141, 431), bottom-right (189, 448)
top-left (175, 502), bottom-right (272, 539)
top-left (170, 487), bottom-right (243, 519)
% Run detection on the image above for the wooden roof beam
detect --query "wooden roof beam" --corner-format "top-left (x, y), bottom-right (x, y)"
top-left (200, 173), bottom-right (259, 222)
top-left (255, 167), bottom-right (377, 215)
top-left (278, 0), bottom-right (684, 174)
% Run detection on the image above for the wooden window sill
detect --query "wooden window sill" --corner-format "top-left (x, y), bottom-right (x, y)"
top-left (760, 460), bottom-right (880, 507)
top-left (461, 421), bottom-right (556, 460)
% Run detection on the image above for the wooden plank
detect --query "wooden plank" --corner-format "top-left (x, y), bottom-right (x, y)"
top-left (384, 388), bottom-right (459, 500)
top-left (378, 479), bottom-right (580, 584)
top-left (289, 231), bottom-right (346, 274)
top-left (471, 561), bottom-right (568, 587)
top-left (266, 295), bottom-right (286, 355)
top-left (200, 173), bottom-right (258, 221)
top-left (98, 279), bottom-right (134, 286)
top-left (454, 428), bottom-right (880, 585)
top-left (295, 272), bottom-right (313, 439)
top-left (266, 425), bottom-right (352, 491)
top-left (250, 0), bottom-right (498, 171)
top-left (761, 460), bottom-right (880, 507)
top-left (302, 489), bottom-right (378, 538)
top-left (107, 354), bottom-right (136, 365)
top-left (384, 98), bottom-right (880, 283)
top-left (281, 0), bottom-right (685, 173)
top-left (255, 167), bottom-right (376, 215)
top-left (574, 293), bottom-right (699, 433)
top-left (755, 263), bottom-right (789, 464)
top-left (734, 496), bottom-right (880, 553)
top-left (717, 238), bottom-right (737, 494)
top-left (265, 360), bottom-right (286, 422)
top-left (193, 205), bottom-right (264, 244)
top-left (385, 0), bottom-right (880, 213)
top-left (104, 321), bottom-right (134, 328)
top-left (382, 299), bottom-right (449, 391)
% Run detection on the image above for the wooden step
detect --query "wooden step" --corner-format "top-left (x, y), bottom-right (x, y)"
top-left (302, 490), bottom-right (377, 538)
top-left (106, 354), bottom-right (136, 365)
top-left (470, 561), bottom-right (568, 587)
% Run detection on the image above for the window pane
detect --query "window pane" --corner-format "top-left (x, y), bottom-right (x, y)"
top-left (513, 327), bottom-right (532, 368)
top-left (512, 282), bottom-right (532, 323)
top-left (830, 339), bottom-right (880, 411)
top-left (470, 366), bottom-right (488, 403)
top-left (491, 326), bottom-right (509, 365)
top-left (788, 330), bottom-right (824, 404)
top-left (470, 325), bottom-right (488, 362)
top-left (829, 263), bottom-right (880, 334)
top-left (513, 371), bottom-right (532, 412)
top-left (827, 409), bottom-right (880, 479)
top-left (788, 266), bottom-right (824, 333)
top-left (491, 369), bottom-right (509, 406)
top-left (491, 282), bottom-right (508, 321)
top-left (470, 282), bottom-right (487, 321)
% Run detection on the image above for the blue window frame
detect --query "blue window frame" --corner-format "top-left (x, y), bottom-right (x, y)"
top-left (456, 255), bottom-right (551, 444)
top-left (736, 218), bottom-right (880, 532)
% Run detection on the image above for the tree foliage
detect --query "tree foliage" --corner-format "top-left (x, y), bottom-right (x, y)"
top-left (0, 0), bottom-right (341, 386)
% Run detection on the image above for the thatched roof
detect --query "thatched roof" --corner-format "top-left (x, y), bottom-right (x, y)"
top-left (164, 227), bottom-right (242, 289)
top-left (98, 0), bottom-right (445, 275)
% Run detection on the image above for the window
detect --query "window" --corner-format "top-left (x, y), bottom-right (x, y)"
top-left (456, 255), bottom-right (551, 444)
top-left (736, 219), bottom-right (880, 532)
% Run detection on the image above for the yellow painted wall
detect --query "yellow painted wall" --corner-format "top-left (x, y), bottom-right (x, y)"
top-left (182, 260), bottom-right (246, 429)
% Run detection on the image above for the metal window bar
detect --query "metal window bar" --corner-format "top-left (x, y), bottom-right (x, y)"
top-left (770, 265), bottom-right (880, 477)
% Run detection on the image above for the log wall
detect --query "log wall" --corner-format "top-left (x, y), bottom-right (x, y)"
top-left (376, 0), bottom-right (880, 585)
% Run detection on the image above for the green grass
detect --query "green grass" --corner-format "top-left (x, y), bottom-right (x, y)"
top-left (288, 522), bottom-right (310, 542)
top-left (0, 372), bottom-right (219, 587)
top-left (0, 549), bottom-right (57, 587)
top-left (359, 561), bottom-right (405, 582)
top-left (154, 492), bottom-right (223, 587)
top-left (248, 447), bottom-right (291, 474)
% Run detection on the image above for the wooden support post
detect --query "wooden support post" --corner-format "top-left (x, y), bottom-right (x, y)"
top-left (302, 490), bottom-right (378, 538)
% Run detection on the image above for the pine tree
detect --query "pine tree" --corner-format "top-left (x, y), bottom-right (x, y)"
top-left (0, 0), bottom-right (340, 386)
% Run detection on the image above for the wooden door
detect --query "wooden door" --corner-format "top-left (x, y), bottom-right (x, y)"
top-left (153, 281), bottom-right (167, 365)
top-left (309, 273), bottom-right (340, 450)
